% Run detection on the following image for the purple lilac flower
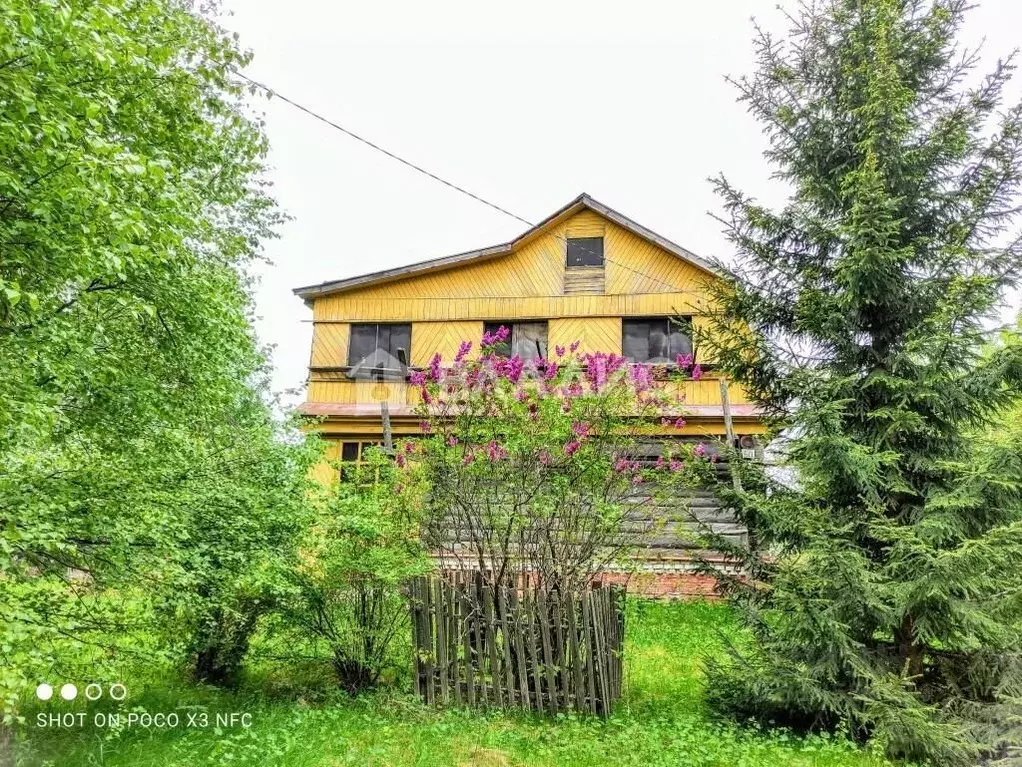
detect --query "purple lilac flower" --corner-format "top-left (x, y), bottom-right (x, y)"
top-left (463, 452), bottom-right (476, 466)
top-left (515, 387), bottom-right (527, 402)
top-left (629, 364), bottom-right (652, 393)
top-left (486, 440), bottom-right (507, 462)
top-left (538, 449), bottom-right (552, 466)
top-left (404, 441), bottom-right (415, 454)
top-left (563, 440), bottom-right (581, 457)
top-left (675, 353), bottom-right (693, 369)
top-left (614, 458), bottom-right (630, 473)
top-left (569, 340), bottom-right (580, 353)
top-left (655, 456), bottom-right (666, 470)
top-left (691, 365), bottom-right (703, 380)
top-left (693, 443), bottom-right (706, 457)
top-left (447, 435), bottom-right (458, 447)
top-left (481, 325), bottom-right (511, 347)
top-left (427, 353), bottom-right (443, 382)
top-left (507, 355), bottom-right (524, 383)
top-left (395, 453), bottom-right (406, 468)
top-left (420, 420), bottom-right (432, 434)
top-left (555, 345), bottom-right (565, 357)
top-left (409, 370), bottom-right (426, 386)
top-left (674, 417), bottom-right (686, 429)
top-left (454, 340), bottom-right (472, 363)
top-left (669, 459), bottom-right (684, 472)
top-left (571, 421), bottom-right (590, 440)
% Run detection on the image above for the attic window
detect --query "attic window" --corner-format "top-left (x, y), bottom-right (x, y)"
top-left (566, 237), bottom-right (604, 267)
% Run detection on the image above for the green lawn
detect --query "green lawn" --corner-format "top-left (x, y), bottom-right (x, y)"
top-left (14, 601), bottom-right (895, 767)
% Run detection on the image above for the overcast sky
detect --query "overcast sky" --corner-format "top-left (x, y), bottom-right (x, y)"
top-left (218, 0), bottom-right (1022, 402)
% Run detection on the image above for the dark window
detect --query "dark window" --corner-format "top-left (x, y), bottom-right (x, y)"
top-left (347, 323), bottom-right (411, 379)
top-left (566, 237), bottom-right (604, 267)
top-left (622, 317), bottom-right (693, 363)
top-left (339, 441), bottom-right (384, 483)
top-left (341, 441), bottom-right (360, 462)
top-left (483, 321), bottom-right (548, 361)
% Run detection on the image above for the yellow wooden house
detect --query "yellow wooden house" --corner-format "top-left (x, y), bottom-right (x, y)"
top-left (295, 194), bottom-right (765, 482)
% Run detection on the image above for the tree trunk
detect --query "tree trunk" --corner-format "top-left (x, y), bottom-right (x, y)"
top-left (896, 614), bottom-right (924, 680)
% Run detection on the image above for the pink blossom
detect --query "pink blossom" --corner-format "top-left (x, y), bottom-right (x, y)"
top-left (486, 440), bottom-right (508, 462)
top-left (614, 458), bottom-right (630, 473)
top-left (462, 451), bottom-right (476, 466)
top-left (572, 421), bottom-right (590, 440)
top-left (669, 459), bottom-right (684, 472)
top-left (629, 364), bottom-right (652, 393)
top-left (507, 355), bottom-right (525, 383)
top-left (655, 456), bottom-right (666, 470)
top-left (693, 443), bottom-right (707, 457)
top-left (409, 370), bottom-right (426, 386)
top-left (514, 387), bottom-right (528, 402)
top-left (420, 421), bottom-right (433, 434)
top-left (454, 340), bottom-right (473, 364)
top-left (403, 441), bottom-right (415, 454)
top-left (691, 365), bottom-right (703, 381)
top-left (420, 387), bottom-right (432, 405)
top-left (538, 449), bottom-right (552, 466)
top-left (555, 345), bottom-right (566, 357)
top-left (543, 360), bottom-right (559, 381)
top-left (563, 440), bottom-right (581, 457)
top-left (569, 340), bottom-right (580, 353)
top-left (427, 353), bottom-right (443, 382)
top-left (674, 417), bottom-right (686, 429)
top-left (710, 454), bottom-right (719, 463)
top-left (447, 435), bottom-right (458, 447)
top-left (481, 325), bottom-right (510, 347)
top-left (395, 453), bottom-right (406, 468)
top-left (675, 353), bottom-right (693, 369)
top-left (661, 418), bottom-right (673, 427)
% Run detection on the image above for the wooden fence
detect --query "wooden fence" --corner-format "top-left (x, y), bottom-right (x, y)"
top-left (409, 574), bottom-right (625, 716)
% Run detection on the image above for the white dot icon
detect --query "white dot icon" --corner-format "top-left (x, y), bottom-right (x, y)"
top-left (36, 683), bottom-right (53, 701)
top-left (60, 683), bottom-right (78, 701)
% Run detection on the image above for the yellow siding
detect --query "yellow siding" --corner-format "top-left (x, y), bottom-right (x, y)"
top-left (692, 316), bottom-right (718, 365)
top-left (310, 323), bottom-right (349, 367)
top-left (311, 440), bottom-right (340, 486)
top-left (301, 205), bottom-right (760, 446)
top-left (410, 321), bottom-right (483, 366)
top-left (548, 317), bottom-right (621, 355)
top-left (311, 209), bottom-right (713, 321)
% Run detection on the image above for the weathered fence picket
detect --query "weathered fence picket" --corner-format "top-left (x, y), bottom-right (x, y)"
top-left (409, 574), bottom-right (625, 716)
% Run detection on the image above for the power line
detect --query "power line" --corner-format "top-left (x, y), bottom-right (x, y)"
top-left (233, 69), bottom-right (708, 302)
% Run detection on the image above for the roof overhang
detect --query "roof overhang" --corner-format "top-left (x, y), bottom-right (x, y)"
top-left (293, 193), bottom-right (718, 301)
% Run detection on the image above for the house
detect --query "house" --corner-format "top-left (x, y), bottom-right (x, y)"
top-left (294, 194), bottom-right (764, 593)
top-left (296, 193), bottom-right (765, 466)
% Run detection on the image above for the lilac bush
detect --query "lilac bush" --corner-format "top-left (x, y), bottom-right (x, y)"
top-left (397, 327), bottom-right (714, 594)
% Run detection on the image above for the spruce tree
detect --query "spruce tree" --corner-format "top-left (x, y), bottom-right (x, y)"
top-left (702, 1), bottom-right (1022, 763)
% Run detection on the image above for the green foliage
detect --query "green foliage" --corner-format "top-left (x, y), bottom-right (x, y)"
top-left (276, 449), bottom-right (430, 693)
top-left (702, 1), bottom-right (1022, 763)
top-left (13, 602), bottom-right (895, 767)
top-left (0, 0), bottom-right (314, 721)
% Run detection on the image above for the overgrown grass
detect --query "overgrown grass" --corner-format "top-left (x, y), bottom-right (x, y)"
top-left (14, 601), bottom-right (896, 767)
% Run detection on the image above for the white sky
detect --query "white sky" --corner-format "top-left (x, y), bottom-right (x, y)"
top-left (218, 0), bottom-right (1022, 402)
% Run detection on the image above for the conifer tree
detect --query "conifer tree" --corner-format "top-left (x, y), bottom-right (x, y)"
top-left (703, 1), bottom-right (1022, 763)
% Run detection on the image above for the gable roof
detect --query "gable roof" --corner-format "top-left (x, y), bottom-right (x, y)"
top-left (293, 193), bottom-right (717, 301)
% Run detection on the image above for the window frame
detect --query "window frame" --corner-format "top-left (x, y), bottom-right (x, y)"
top-left (346, 322), bottom-right (412, 377)
top-left (621, 316), bottom-right (694, 364)
top-left (483, 321), bottom-right (549, 361)
top-left (565, 236), bottom-right (605, 268)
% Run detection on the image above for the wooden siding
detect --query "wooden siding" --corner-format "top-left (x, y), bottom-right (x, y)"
top-left (563, 266), bottom-right (606, 295)
top-left (410, 321), bottom-right (483, 366)
top-left (311, 209), bottom-right (714, 321)
top-left (310, 322), bottom-right (349, 367)
top-left (548, 317), bottom-right (620, 356)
